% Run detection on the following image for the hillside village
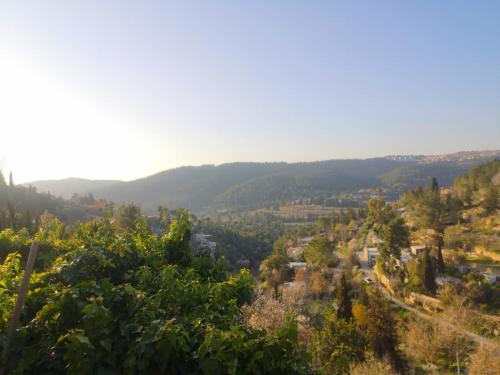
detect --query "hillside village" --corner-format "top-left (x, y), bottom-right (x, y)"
top-left (265, 161), bottom-right (498, 301)
top-left (253, 160), bottom-right (499, 373)
top-left (1, 160), bottom-right (498, 374)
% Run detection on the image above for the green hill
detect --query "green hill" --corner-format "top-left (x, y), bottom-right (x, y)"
top-left (27, 152), bottom-right (499, 213)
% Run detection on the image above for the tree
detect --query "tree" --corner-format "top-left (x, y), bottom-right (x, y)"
top-left (157, 205), bottom-right (171, 228)
top-left (163, 210), bottom-right (192, 266)
top-left (380, 216), bottom-right (409, 259)
top-left (310, 271), bottom-right (328, 299)
top-left (441, 193), bottom-right (462, 224)
top-left (0, 215), bottom-right (312, 374)
top-left (420, 249), bottom-right (436, 295)
top-left (115, 203), bottom-right (142, 230)
top-left (431, 222), bottom-right (445, 273)
top-left (463, 184), bottom-right (473, 206)
top-left (336, 272), bottom-right (352, 320)
top-left (481, 185), bottom-right (498, 215)
top-left (310, 308), bottom-right (365, 374)
top-left (431, 177), bottom-right (439, 193)
top-left (7, 201), bottom-right (16, 230)
top-left (367, 198), bottom-right (387, 225)
top-left (9, 171), bottom-right (14, 187)
top-left (436, 245), bottom-right (445, 273)
top-left (304, 238), bottom-right (337, 269)
top-left (24, 209), bottom-right (33, 233)
top-left (260, 251), bottom-right (291, 296)
top-left (363, 291), bottom-right (404, 371)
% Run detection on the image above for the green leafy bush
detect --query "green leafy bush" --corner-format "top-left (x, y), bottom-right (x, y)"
top-left (0, 213), bottom-right (311, 374)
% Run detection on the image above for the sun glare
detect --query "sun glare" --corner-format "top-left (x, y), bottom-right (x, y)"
top-left (0, 52), bottom-right (144, 183)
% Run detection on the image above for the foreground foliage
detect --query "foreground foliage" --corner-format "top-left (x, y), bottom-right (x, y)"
top-left (0, 213), bottom-right (311, 374)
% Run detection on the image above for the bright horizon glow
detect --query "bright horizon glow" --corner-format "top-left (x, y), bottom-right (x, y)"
top-left (1, 1), bottom-right (499, 183)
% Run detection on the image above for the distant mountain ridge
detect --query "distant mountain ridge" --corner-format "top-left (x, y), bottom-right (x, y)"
top-left (384, 149), bottom-right (500, 163)
top-left (27, 150), bottom-right (500, 213)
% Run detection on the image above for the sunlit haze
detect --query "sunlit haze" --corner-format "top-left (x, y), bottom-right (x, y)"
top-left (1, 1), bottom-right (499, 183)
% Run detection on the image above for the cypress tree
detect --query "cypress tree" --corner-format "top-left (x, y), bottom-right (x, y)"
top-left (7, 201), bottom-right (16, 230)
top-left (421, 250), bottom-right (436, 294)
top-left (336, 272), bottom-right (352, 320)
top-left (433, 225), bottom-right (445, 273)
top-left (24, 209), bottom-right (33, 233)
top-left (436, 244), bottom-right (445, 273)
top-left (431, 177), bottom-right (439, 193)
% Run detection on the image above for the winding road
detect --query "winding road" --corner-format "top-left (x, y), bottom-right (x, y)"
top-left (335, 250), bottom-right (497, 347)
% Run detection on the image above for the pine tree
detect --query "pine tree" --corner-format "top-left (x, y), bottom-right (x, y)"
top-left (380, 216), bottom-right (409, 259)
top-left (9, 171), bottom-right (14, 187)
top-left (0, 171), bottom-right (6, 187)
top-left (336, 272), bottom-right (352, 320)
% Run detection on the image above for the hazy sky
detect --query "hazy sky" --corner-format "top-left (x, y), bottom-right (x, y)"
top-left (1, 1), bottom-right (499, 183)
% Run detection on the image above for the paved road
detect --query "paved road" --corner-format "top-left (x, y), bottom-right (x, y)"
top-left (334, 250), bottom-right (496, 347)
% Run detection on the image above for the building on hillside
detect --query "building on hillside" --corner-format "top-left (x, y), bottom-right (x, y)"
top-left (458, 264), bottom-right (470, 274)
top-left (410, 244), bottom-right (428, 256)
top-left (289, 262), bottom-right (307, 274)
top-left (363, 247), bottom-right (380, 267)
top-left (435, 276), bottom-right (461, 292)
top-left (366, 231), bottom-right (384, 247)
top-left (400, 249), bottom-right (412, 264)
top-left (482, 272), bottom-right (497, 284)
top-left (287, 247), bottom-right (304, 261)
top-left (301, 237), bottom-right (314, 247)
top-left (235, 259), bottom-right (251, 269)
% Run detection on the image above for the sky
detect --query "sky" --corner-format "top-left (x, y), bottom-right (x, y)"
top-left (1, 1), bottom-right (499, 183)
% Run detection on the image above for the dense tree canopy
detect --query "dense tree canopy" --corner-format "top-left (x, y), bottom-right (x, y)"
top-left (0, 214), bottom-right (311, 374)
top-left (303, 238), bottom-right (337, 269)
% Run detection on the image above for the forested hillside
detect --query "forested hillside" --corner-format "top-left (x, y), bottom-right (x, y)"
top-left (0, 172), bottom-right (61, 232)
top-left (28, 151), bottom-right (499, 213)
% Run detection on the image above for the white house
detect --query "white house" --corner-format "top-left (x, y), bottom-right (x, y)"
top-left (482, 272), bottom-right (497, 284)
top-left (289, 262), bottom-right (307, 270)
top-left (400, 250), bottom-right (412, 264)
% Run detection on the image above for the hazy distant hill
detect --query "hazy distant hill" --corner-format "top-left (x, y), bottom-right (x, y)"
top-left (384, 150), bottom-right (500, 164)
top-left (26, 178), bottom-right (124, 199)
top-left (27, 151), bottom-right (499, 213)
